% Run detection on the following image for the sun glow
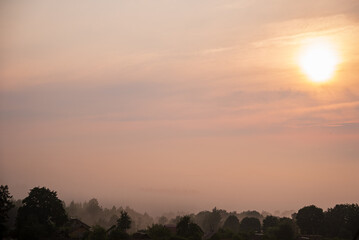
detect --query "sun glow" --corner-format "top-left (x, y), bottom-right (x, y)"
top-left (299, 39), bottom-right (339, 83)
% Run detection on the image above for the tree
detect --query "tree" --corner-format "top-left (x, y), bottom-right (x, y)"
top-left (147, 224), bottom-right (171, 240)
top-left (239, 217), bottom-right (261, 233)
top-left (322, 204), bottom-right (359, 238)
top-left (265, 219), bottom-right (297, 240)
top-left (208, 208), bottom-right (221, 233)
top-left (176, 215), bottom-right (204, 240)
top-left (262, 215), bottom-right (279, 233)
top-left (107, 211), bottom-right (132, 240)
top-left (16, 187), bottom-right (68, 239)
top-left (87, 198), bottom-right (102, 217)
top-left (195, 208), bottom-right (222, 234)
top-left (117, 211), bottom-right (131, 232)
top-left (67, 201), bottom-right (78, 217)
top-left (177, 215), bottom-right (191, 236)
top-left (296, 205), bottom-right (324, 235)
top-left (238, 211), bottom-right (263, 221)
top-left (223, 215), bottom-right (240, 233)
top-left (0, 185), bottom-right (15, 238)
top-left (4, 199), bottom-right (22, 236)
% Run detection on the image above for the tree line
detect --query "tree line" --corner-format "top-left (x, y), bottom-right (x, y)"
top-left (66, 199), bottom-right (153, 231)
top-left (0, 185), bottom-right (358, 240)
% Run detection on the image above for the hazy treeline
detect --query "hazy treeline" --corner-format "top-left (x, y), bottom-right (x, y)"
top-left (3, 196), bottom-right (290, 234)
top-left (66, 199), bottom-right (154, 231)
top-left (64, 200), bottom-right (290, 233)
top-left (1, 185), bottom-right (359, 240)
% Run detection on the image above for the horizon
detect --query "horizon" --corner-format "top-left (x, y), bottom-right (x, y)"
top-left (7, 184), bottom-right (356, 220)
top-left (1, 0), bottom-right (359, 219)
top-left (6, 185), bottom-right (356, 217)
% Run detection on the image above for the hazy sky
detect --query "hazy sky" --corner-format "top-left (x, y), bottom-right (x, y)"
top-left (1, 0), bottom-right (359, 216)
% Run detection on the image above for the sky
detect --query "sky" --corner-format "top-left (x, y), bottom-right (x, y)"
top-left (0, 0), bottom-right (359, 216)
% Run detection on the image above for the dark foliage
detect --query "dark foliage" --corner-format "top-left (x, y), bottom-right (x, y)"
top-left (194, 208), bottom-right (221, 234)
top-left (238, 211), bottom-right (263, 221)
top-left (117, 210), bottom-right (132, 232)
top-left (176, 216), bottom-right (204, 240)
top-left (66, 200), bottom-right (153, 231)
top-left (296, 205), bottom-right (324, 235)
top-left (147, 224), bottom-right (172, 240)
top-left (262, 215), bottom-right (279, 233)
top-left (223, 215), bottom-right (240, 233)
top-left (16, 187), bottom-right (68, 240)
top-left (0, 185), bottom-right (14, 238)
top-left (322, 204), bottom-right (359, 239)
top-left (3, 185), bottom-right (358, 240)
top-left (265, 218), bottom-right (297, 240)
top-left (239, 217), bottom-right (261, 233)
top-left (210, 228), bottom-right (245, 240)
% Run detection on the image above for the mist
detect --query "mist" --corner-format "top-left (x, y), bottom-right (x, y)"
top-left (1, 0), bottom-right (359, 235)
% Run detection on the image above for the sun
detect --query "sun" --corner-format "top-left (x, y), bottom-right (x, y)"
top-left (298, 39), bottom-right (339, 83)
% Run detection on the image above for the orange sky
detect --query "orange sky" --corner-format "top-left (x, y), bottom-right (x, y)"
top-left (0, 0), bottom-right (359, 216)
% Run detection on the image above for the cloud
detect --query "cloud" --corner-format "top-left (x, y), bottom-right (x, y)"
top-left (253, 14), bottom-right (359, 48)
top-left (283, 101), bottom-right (359, 129)
top-left (215, 89), bottom-right (309, 106)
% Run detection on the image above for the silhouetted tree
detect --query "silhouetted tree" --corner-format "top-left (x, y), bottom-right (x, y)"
top-left (147, 224), bottom-right (171, 240)
top-left (117, 211), bottom-right (131, 232)
top-left (238, 211), bottom-right (263, 221)
top-left (177, 215), bottom-right (204, 240)
top-left (296, 205), bottom-right (324, 235)
top-left (67, 201), bottom-right (78, 217)
top-left (87, 198), bottom-right (102, 217)
top-left (195, 208), bottom-right (222, 234)
top-left (107, 211), bottom-right (132, 239)
top-left (262, 215), bottom-right (279, 233)
top-left (4, 199), bottom-right (21, 235)
top-left (223, 215), bottom-right (240, 233)
top-left (65, 199), bottom-right (154, 231)
top-left (16, 187), bottom-right (68, 240)
top-left (322, 204), bottom-right (359, 239)
top-left (239, 217), bottom-right (260, 233)
top-left (265, 218), bottom-right (297, 240)
top-left (208, 208), bottom-right (221, 233)
top-left (0, 185), bottom-right (14, 238)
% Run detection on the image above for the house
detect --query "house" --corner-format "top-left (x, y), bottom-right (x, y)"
top-left (66, 218), bottom-right (91, 239)
top-left (106, 225), bottom-right (117, 234)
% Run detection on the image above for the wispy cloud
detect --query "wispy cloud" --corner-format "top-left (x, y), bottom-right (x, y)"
top-left (253, 15), bottom-right (359, 48)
